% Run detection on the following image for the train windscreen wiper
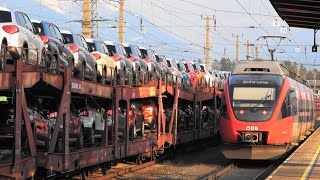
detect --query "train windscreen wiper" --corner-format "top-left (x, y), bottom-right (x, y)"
top-left (251, 91), bottom-right (271, 112)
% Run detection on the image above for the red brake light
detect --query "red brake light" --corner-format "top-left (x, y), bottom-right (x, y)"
top-left (92, 53), bottom-right (101, 60)
top-left (145, 57), bottom-right (152, 63)
top-left (239, 110), bottom-right (245, 115)
top-left (69, 45), bottom-right (79, 53)
top-left (40, 35), bottom-right (49, 44)
top-left (112, 55), bottom-right (121, 62)
top-left (48, 112), bottom-right (58, 119)
top-left (107, 110), bottom-right (112, 116)
top-left (129, 56), bottom-right (135, 62)
top-left (262, 110), bottom-right (267, 115)
top-left (2, 25), bottom-right (19, 34)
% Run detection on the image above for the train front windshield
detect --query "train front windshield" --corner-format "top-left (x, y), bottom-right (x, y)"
top-left (229, 75), bottom-right (283, 122)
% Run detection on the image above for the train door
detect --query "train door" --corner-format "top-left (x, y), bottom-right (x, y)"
top-left (289, 88), bottom-right (299, 143)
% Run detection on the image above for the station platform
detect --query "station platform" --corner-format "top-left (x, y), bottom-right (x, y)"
top-left (267, 123), bottom-right (320, 179)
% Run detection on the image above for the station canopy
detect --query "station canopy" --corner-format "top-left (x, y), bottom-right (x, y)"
top-left (270, 0), bottom-right (320, 29)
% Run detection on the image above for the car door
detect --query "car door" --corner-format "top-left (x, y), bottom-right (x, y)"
top-left (86, 96), bottom-right (104, 131)
top-left (22, 12), bottom-right (41, 65)
top-left (51, 24), bottom-right (69, 67)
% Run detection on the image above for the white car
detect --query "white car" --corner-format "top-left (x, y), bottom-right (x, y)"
top-left (72, 96), bottom-right (105, 145)
top-left (0, 7), bottom-right (45, 70)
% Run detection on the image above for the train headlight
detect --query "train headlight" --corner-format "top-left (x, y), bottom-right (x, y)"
top-left (252, 134), bottom-right (258, 140)
top-left (245, 134), bottom-right (252, 140)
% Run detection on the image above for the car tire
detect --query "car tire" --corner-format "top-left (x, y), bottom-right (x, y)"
top-left (77, 126), bottom-right (84, 149)
top-left (21, 47), bottom-right (28, 64)
top-left (49, 55), bottom-right (58, 74)
top-left (88, 125), bottom-right (95, 145)
top-left (0, 42), bottom-right (6, 70)
top-left (40, 50), bottom-right (46, 71)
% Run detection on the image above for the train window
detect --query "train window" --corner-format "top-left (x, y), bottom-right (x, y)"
top-left (281, 94), bottom-right (290, 118)
top-left (289, 89), bottom-right (297, 116)
top-left (233, 87), bottom-right (275, 107)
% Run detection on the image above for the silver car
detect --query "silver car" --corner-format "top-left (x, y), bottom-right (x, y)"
top-left (61, 30), bottom-right (98, 81)
top-left (72, 96), bottom-right (105, 145)
top-left (0, 7), bottom-right (45, 70)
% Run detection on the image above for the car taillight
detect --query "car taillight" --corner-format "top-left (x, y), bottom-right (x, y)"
top-left (68, 45), bottom-right (79, 53)
top-left (40, 35), bottom-right (49, 44)
top-left (39, 121), bottom-right (46, 128)
top-left (48, 112), bottom-right (58, 119)
top-left (112, 55), bottom-right (121, 62)
top-left (8, 107), bottom-right (14, 114)
top-left (239, 110), bottom-right (245, 115)
top-left (145, 57), bottom-right (152, 63)
top-left (79, 109), bottom-right (89, 117)
top-left (72, 118), bottom-right (79, 133)
top-left (129, 56), bottom-right (135, 62)
top-left (92, 53), bottom-right (101, 60)
top-left (107, 110), bottom-right (112, 116)
top-left (2, 25), bottom-right (19, 34)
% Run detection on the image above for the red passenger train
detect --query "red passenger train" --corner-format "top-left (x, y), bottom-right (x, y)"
top-left (219, 61), bottom-right (315, 160)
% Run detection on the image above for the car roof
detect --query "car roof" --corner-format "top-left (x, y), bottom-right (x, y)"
top-left (60, 29), bottom-right (72, 34)
top-left (138, 46), bottom-right (146, 50)
top-left (122, 43), bottom-right (129, 47)
top-left (31, 19), bottom-right (41, 23)
top-left (103, 40), bottom-right (115, 45)
top-left (85, 38), bottom-right (94, 43)
top-left (0, 7), bottom-right (11, 12)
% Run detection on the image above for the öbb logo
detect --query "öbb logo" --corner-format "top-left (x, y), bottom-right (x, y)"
top-left (246, 126), bottom-right (258, 131)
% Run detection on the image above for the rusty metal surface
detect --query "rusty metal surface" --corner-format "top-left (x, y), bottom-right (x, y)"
top-left (121, 86), bottom-right (158, 99)
top-left (42, 73), bottom-right (63, 90)
top-left (179, 90), bottom-right (194, 101)
top-left (71, 79), bottom-right (113, 98)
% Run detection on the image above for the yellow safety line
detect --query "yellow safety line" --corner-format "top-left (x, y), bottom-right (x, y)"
top-left (301, 143), bottom-right (320, 180)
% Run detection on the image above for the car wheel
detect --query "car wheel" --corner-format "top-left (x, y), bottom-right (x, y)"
top-left (0, 42), bottom-right (6, 70)
top-left (77, 126), bottom-right (84, 149)
top-left (49, 55), bottom-right (58, 74)
top-left (88, 125), bottom-right (95, 145)
top-left (21, 48), bottom-right (28, 64)
top-left (39, 51), bottom-right (46, 71)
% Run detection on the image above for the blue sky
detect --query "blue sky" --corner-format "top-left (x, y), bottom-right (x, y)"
top-left (3, 0), bottom-right (320, 69)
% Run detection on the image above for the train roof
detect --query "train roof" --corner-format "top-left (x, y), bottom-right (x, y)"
top-left (232, 60), bottom-right (306, 84)
top-left (232, 60), bottom-right (284, 76)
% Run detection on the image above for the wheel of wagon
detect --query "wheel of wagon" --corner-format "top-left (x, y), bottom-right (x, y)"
top-left (49, 55), bottom-right (58, 74)
top-left (0, 42), bottom-right (6, 70)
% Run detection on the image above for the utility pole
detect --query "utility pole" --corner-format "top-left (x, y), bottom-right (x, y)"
top-left (255, 45), bottom-right (259, 61)
top-left (232, 34), bottom-right (243, 63)
top-left (246, 40), bottom-right (249, 61)
top-left (201, 15), bottom-right (214, 67)
top-left (82, 0), bottom-right (92, 38)
top-left (119, 0), bottom-right (124, 43)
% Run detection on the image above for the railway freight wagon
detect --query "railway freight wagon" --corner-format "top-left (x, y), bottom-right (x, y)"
top-left (0, 49), bottom-right (220, 179)
top-left (219, 60), bottom-right (315, 160)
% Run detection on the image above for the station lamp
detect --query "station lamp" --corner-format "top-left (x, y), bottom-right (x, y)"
top-left (312, 29), bottom-right (318, 52)
top-left (312, 44), bottom-right (317, 52)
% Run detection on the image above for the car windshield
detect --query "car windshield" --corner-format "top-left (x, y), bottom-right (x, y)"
top-left (140, 49), bottom-right (148, 58)
top-left (87, 42), bottom-right (95, 52)
top-left (194, 63), bottom-right (201, 71)
top-left (32, 22), bottom-right (43, 35)
top-left (0, 11), bottom-right (12, 23)
top-left (187, 63), bottom-right (195, 71)
top-left (106, 45), bottom-right (116, 56)
top-left (124, 46), bottom-right (132, 57)
top-left (62, 33), bottom-right (74, 44)
top-left (232, 87), bottom-right (276, 108)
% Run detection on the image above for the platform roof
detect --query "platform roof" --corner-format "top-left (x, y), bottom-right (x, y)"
top-left (270, 0), bottom-right (320, 29)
